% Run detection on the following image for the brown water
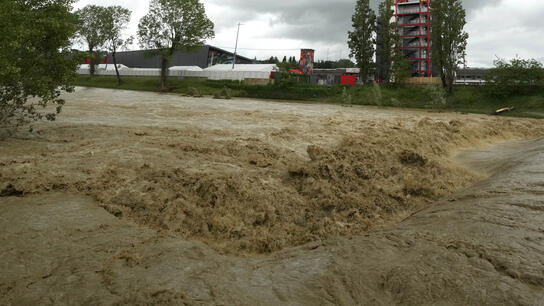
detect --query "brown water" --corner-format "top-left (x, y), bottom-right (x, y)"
top-left (1, 88), bottom-right (543, 304)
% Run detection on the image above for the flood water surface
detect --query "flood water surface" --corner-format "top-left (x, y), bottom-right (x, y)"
top-left (1, 88), bottom-right (544, 304)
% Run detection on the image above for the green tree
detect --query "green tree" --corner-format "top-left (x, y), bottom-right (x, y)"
top-left (138, 0), bottom-right (214, 91)
top-left (0, 0), bottom-right (78, 130)
top-left (485, 58), bottom-right (544, 98)
top-left (314, 59), bottom-right (356, 69)
top-left (75, 5), bottom-right (108, 76)
top-left (337, 59), bottom-right (357, 68)
top-left (391, 21), bottom-right (411, 83)
top-left (391, 55), bottom-right (411, 84)
top-left (376, 0), bottom-right (394, 82)
top-left (431, 0), bottom-right (468, 94)
top-left (348, 0), bottom-right (376, 84)
top-left (102, 6), bottom-right (133, 85)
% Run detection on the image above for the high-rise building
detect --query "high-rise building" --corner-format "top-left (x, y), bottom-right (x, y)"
top-left (394, 0), bottom-right (432, 77)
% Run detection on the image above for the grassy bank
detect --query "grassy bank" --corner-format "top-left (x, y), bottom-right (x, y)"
top-left (73, 75), bottom-right (544, 119)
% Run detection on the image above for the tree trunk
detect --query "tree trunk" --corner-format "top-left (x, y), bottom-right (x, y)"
top-left (112, 47), bottom-right (121, 85)
top-left (440, 69), bottom-right (447, 91)
top-left (89, 47), bottom-right (95, 77)
top-left (160, 56), bottom-right (169, 91)
top-left (446, 73), bottom-right (454, 95)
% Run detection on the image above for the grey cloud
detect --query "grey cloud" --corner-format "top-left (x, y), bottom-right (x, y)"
top-left (205, 0), bottom-right (497, 45)
top-left (75, 0), bottom-right (542, 66)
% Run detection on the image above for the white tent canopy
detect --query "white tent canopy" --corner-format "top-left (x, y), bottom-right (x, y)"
top-left (77, 64), bottom-right (275, 81)
top-left (169, 66), bottom-right (203, 72)
top-left (204, 64), bottom-right (279, 72)
top-left (78, 64), bottom-right (129, 71)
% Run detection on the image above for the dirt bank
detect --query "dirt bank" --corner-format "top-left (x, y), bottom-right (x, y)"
top-left (1, 88), bottom-right (544, 256)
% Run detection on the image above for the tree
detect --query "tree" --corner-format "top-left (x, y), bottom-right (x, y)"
top-left (138, 0), bottom-right (214, 91)
top-left (431, 0), bottom-right (468, 94)
top-left (390, 16), bottom-right (411, 83)
top-left (75, 5), bottom-right (108, 76)
top-left (102, 6), bottom-right (133, 85)
top-left (391, 53), bottom-right (411, 84)
top-left (376, 0), bottom-right (394, 82)
top-left (0, 0), bottom-right (78, 130)
top-left (314, 59), bottom-right (356, 69)
top-left (348, 0), bottom-right (376, 84)
top-left (485, 58), bottom-right (544, 98)
top-left (282, 56), bottom-right (287, 63)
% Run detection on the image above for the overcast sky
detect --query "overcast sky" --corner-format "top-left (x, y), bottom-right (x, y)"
top-left (73, 0), bottom-right (544, 67)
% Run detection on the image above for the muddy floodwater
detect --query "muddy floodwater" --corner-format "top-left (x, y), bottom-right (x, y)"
top-left (1, 87), bottom-right (544, 304)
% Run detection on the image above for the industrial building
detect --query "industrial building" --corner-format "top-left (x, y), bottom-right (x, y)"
top-left (105, 45), bottom-right (253, 69)
top-left (455, 67), bottom-right (488, 85)
top-left (312, 68), bottom-right (360, 86)
top-left (395, 0), bottom-right (433, 77)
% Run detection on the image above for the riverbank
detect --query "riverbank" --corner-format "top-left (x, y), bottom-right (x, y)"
top-left (73, 75), bottom-right (544, 119)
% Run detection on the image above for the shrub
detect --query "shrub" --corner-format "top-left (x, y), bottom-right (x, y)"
top-left (221, 86), bottom-right (232, 99)
top-left (426, 84), bottom-right (447, 108)
top-left (370, 82), bottom-right (383, 106)
top-left (485, 58), bottom-right (544, 98)
top-left (188, 87), bottom-right (202, 97)
top-left (341, 87), bottom-right (352, 105)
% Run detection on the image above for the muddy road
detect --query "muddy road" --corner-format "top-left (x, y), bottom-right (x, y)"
top-left (1, 88), bottom-right (543, 304)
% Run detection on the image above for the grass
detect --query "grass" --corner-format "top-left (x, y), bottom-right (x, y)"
top-left (73, 75), bottom-right (544, 119)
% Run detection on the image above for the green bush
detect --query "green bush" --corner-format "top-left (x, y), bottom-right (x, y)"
top-left (485, 58), bottom-right (544, 98)
top-left (370, 82), bottom-right (383, 106)
top-left (425, 84), bottom-right (447, 108)
top-left (221, 86), bottom-right (232, 99)
top-left (341, 87), bottom-right (352, 105)
top-left (188, 87), bottom-right (202, 97)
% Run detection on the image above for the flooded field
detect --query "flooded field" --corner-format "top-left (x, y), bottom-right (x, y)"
top-left (1, 87), bottom-right (543, 304)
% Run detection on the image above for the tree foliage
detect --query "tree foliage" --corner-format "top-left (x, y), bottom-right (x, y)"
top-left (431, 0), bottom-right (468, 94)
top-left (75, 5), bottom-right (109, 76)
top-left (0, 0), bottom-right (78, 130)
top-left (485, 58), bottom-right (544, 98)
top-left (391, 55), bottom-right (411, 84)
top-left (376, 0), bottom-right (393, 82)
top-left (102, 6), bottom-right (133, 84)
top-left (376, 0), bottom-right (410, 84)
top-left (348, 0), bottom-right (376, 84)
top-left (314, 59), bottom-right (356, 69)
top-left (138, 0), bottom-right (214, 91)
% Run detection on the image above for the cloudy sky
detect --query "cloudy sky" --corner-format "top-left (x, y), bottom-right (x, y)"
top-left (73, 0), bottom-right (544, 67)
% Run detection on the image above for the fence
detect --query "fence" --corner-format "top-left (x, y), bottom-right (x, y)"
top-left (77, 68), bottom-right (272, 82)
top-left (402, 77), bottom-right (441, 85)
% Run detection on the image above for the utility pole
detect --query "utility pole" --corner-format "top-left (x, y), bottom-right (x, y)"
top-left (233, 23), bottom-right (242, 69)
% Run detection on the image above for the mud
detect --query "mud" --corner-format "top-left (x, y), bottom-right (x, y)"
top-left (1, 87), bottom-right (544, 304)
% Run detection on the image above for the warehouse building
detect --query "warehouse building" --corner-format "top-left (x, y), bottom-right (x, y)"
top-left (107, 45), bottom-right (254, 69)
top-left (455, 67), bottom-right (487, 85)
